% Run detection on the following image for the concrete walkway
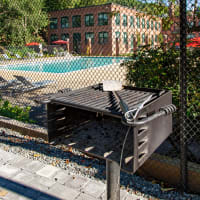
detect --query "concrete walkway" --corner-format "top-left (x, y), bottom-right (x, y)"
top-left (0, 149), bottom-right (146, 200)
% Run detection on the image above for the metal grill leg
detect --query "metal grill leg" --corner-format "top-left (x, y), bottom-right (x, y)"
top-left (106, 160), bottom-right (120, 200)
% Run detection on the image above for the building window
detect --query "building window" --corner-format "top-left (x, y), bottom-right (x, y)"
top-left (85, 14), bottom-right (94, 27)
top-left (123, 32), bottom-right (128, 44)
top-left (123, 14), bottom-right (127, 26)
top-left (99, 32), bottom-right (108, 44)
top-left (142, 19), bottom-right (145, 29)
top-left (155, 35), bottom-right (158, 42)
top-left (61, 17), bottom-right (69, 28)
top-left (131, 34), bottom-right (134, 50)
top-left (50, 18), bottom-right (58, 29)
top-left (188, 21), bottom-right (194, 28)
top-left (72, 15), bottom-right (81, 27)
top-left (159, 22), bottom-right (161, 30)
top-left (142, 33), bottom-right (145, 43)
top-left (137, 17), bottom-right (140, 28)
top-left (187, 34), bottom-right (195, 39)
top-left (115, 13), bottom-right (120, 25)
top-left (130, 16), bottom-right (134, 27)
top-left (50, 34), bottom-right (58, 43)
top-left (85, 32), bottom-right (94, 44)
top-left (151, 21), bottom-right (154, 30)
top-left (98, 13), bottom-right (108, 26)
top-left (115, 31), bottom-right (120, 39)
top-left (155, 22), bottom-right (158, 30)
top-left (61, 33), bottom-right (69, 41)
top-left (147, 20), bottom-right (150, 29)
top-left (151, 35), bottom-right (154, 46)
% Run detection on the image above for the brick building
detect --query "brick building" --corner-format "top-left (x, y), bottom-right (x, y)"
top-left (48, 3), bottom-right (162, 56)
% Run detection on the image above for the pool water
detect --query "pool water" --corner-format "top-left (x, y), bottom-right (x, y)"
top-left (2, 57), bottom-right (126, 73)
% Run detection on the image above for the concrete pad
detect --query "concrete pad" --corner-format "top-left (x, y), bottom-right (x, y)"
top-left (47, 182), bottom-right (80, 200)
top-left (101, 189), bottom-right (128, 200)
top-left (64, 175), bottom-right (90, 190)
top-left (76, 193), bottom-right (96, 200)
top-left (0, 165), bottom-right (21, 178)
top-left (12, 171), bottom-right (35, 185)
top-left (29, 175), bottom-right (56, 188)
top-left (22, 160), bottom-right (44, 173)
top-left (0, 149), bottom-right (20, 163)
top-left (81, 180), bottom-right (105, 198)
top-left (3, 190), bottom-right (32, 200)
top-left (36, 165), bottom-right (60, 179)
top-left (8, 156), bottom-right (31, 169)
top-left (52, 170), bottom-right (71, 185)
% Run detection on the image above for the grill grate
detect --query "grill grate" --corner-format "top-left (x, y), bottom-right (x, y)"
top-left (51, 84), bottom-right (161, 116)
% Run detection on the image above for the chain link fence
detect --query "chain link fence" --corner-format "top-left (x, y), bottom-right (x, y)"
top-left (0, 0), bottom-right (199, 194)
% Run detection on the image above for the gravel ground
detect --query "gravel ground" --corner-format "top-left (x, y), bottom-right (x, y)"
top-left (0, 128), bottom-right (199, 200)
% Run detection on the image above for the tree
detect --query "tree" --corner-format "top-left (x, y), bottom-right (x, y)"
top-left (0, 0), bottom-right (48, 46)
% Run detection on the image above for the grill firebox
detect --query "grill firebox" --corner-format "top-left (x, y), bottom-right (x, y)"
top-left (47, 84), bottom-right (176, 199)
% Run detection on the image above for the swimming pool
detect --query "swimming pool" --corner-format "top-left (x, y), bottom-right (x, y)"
top-left (1, 57), bottom-right (126, 73)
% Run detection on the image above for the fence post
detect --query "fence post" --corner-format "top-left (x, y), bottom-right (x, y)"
top-left (179, 0), bottom-right (188, 192)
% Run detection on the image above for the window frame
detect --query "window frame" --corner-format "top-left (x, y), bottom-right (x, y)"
top-left (98, 32), bottom-right (108, 44)
top-left (61, 16), bottom-right (69, 29)
top-left (136, 17), bottom-right (140, 28)
top-left (130, 16), bottom-right (134, 27)
top-left (85, 32), bottom-right (94, 44)
top-left (61, 33), bottom-right (69, 41)
top-left (123, 14), bottom-right (127, 26)
top-left (50, 18), bottom-right (58, 29)
top-left (72, 15), bottom-right (81, 28)
top-left (85, 14), bottom-right (94, 27)
top-left (123, 32), bottom-right (128, 44)
top-left (115, 13), bottom-right (120, 26)
top-left (98, 13), bottom-right (108, 26)
top-left (142, 18), bottom-right (145, 29)
top-left (50, 34), bottom-right (58, 43)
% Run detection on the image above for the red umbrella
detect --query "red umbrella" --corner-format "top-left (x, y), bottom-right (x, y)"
top-left (190, 37), bottom-right (200, 42)
top-left (26, 42), bottom-right (40, 46)
top-left (52, 40), bottom-right (69, 45)
top-left (187, 41), bottom-right (200, 47)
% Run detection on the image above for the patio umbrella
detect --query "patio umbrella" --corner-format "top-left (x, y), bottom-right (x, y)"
top-left (190, 37), bottom-right (200, 42)
top-left (52, 40), bottom-right (69, 45)
top-left (26, 42), bottom-right (40, 46)
top-left (186, 41), bottom-right (200, 47)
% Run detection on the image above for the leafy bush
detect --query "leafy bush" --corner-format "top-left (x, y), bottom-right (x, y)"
top-left (0, 99), bottom-right (34, 123)
top-left (121, 45), bottom-right (200, 118)
top-left (7, 46), bottom-right (35, 58)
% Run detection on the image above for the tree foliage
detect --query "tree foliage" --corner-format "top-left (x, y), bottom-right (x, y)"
top-left (0, 0), bottom-right (48, 46)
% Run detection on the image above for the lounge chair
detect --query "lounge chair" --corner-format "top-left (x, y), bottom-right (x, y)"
top-left (12, 75), bottom-right (54, 94)
top-left (0, 76), bottom-right (19, 90)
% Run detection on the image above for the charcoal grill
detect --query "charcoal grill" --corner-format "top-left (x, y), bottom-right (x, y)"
top-left (47, 84), bottom-right (176, 200)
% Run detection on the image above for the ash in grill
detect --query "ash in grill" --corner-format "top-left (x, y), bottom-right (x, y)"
top-left (47, 84), bottom-right (175, 173)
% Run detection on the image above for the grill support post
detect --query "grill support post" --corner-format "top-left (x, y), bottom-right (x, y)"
top-left (106, 160), bottom-right (120, 200)
top-left (179, 0), bottom-right (188, 192)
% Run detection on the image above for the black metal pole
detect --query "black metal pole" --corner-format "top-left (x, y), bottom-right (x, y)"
top-left (179, 0), bottom-right (188, 192)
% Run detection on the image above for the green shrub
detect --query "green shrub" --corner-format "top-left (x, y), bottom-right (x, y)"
top-left (0, 99), bottom-right (34, 123)
top-left (121, 45), bottom-right (200, 118)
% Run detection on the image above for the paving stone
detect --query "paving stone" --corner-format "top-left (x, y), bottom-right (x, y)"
top-left (0, 165), bottom-right (21, 178)
top-left (28, 175), bottom-right (56, 189)
top-left (36, 165), bottom-right (60, 179)
top-left (47, 182), bottom-right (80, 200)
top-left (100, 189), bottom-right (127, 200)
top-left (52, 170), bottom-right (71, 185)
top-left (124, 193), bottom-right (146, 200)
top-left (22, 160), bottom-right (44, 173)
top-left (76, 193), bottom-right (96, 200)
top-left (8, 156), bottom-right (31, 169)
top-left (0, 149), bottom-right (20, 163)
top-left (64, 175), bottom-right (90, 190)
top-left (81, 180), bottom-right (105, 198)
top-left (12, 171), bottom-right (35, 185)
top-left (3, 191), bottom-right (32, 200)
